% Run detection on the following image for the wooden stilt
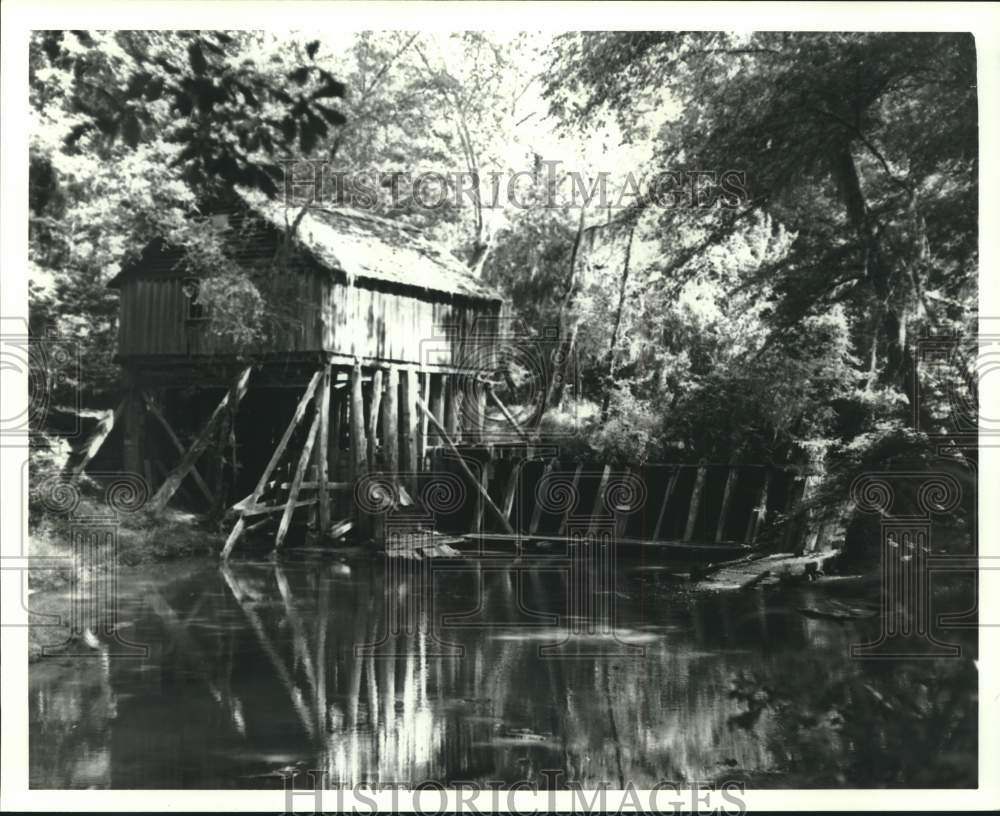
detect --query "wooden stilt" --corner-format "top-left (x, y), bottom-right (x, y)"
top-left (123, 387), bottom-right (145, 477)
top-left (275, 409), bottom-right (322, 552)
top-left (149, 366), bottom-right (252, 516)
top-left (501, 461), bottom-right (520, 530)
top-left (366, 369), bottom-right (384, 469)
top-left (473, 456), bottom-right (491, 534)
top-left (418, 372), bottom-right (431, 467)
top-left (445, 376), bottom-right (462, 443)
top-left (715, 463), bottom-right (739, 543)
top-left (63, 397), bottom-right (126, 482)
top-left (316, 366), bottom-right (331, 535)
top-left (614, 466), bottom-right (632, 538)
top-left (415, 394), bottom-right (515, 535)
top-left (587, 464), bottom-right (612, 538)
top-left (350, 362), bottom-right (370, 539)
top-left (530, 457), bottom-right (558, 536)
top-left (745, 469), bottom-right (771, 544)
top-left (683, 464), bottom-right (708, 542)
top-left (486, 385), bottom-right (532, 445)
top-left (382, 366), bottom-right (399, 480)
top-left (141, 393), bottom-right (215, 506)
top-left (557, 463), bottom-right (583, 536)
top-left (428, 374), bottom-right (444, 449)
top-left (400, 368), bottom-right (418, 495)
top-left (220, 369), bottom-right (321, 560)
top-left (652, 466), bottom-right (680, 541)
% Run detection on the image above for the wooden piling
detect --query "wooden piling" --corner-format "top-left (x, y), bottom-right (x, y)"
top-left (275, 410), bottom-right (321, 551)
top-left (350, 362), bottom-right (370, 538)
top-left (652, 466), bottom-right (680, 541)
top-left (683, 464), bottom-right (708, 542)
top-left (400, 368), bottom-right (419, 495)
top-left (382, 366), bottom-right (399, 482)
top-left (745, 469), bottom-right (771, 544)
top-left (150, 366), bottom-right (251, 516)
top-left (220, 369), bottom-right (321, 560)
top-left (316, 366), bottom-right (331, 535)
top-left (715, 463), bottom-right (739, 543)
top-left (366, 368), bottom-right (383, 469)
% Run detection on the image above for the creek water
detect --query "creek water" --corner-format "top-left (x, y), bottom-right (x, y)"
top-left (29, 552), bottom-right (977, 789)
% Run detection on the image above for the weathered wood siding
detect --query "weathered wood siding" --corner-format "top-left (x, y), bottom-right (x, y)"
top-left (117, 273), bottom-right (501, 368)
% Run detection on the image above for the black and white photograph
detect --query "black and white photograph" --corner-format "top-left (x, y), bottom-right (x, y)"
top-left (2, 2), bottom-right (998, 812)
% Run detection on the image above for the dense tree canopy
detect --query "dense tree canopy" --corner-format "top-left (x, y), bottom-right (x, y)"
top-left (30, 30), bottom-right (978, 501)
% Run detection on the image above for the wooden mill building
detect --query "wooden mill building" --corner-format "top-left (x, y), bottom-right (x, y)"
top-left (89, 189), bottom-right (505, 556)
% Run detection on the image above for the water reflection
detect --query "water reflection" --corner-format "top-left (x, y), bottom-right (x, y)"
top-left (29, 555), bottom-right (977, 789)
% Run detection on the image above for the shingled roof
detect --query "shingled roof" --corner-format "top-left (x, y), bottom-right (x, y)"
top-left (108, 189), bottom-right (502, 303)
top-left (240, 190), bottom-right (500, 301)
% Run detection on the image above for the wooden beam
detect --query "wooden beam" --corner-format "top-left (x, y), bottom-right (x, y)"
top-left (501, 462), bottom-right (520, 529)
top-left (429, 374), bottom-right (445, 448)
top-left (122, 385), bottom-right (147, 477)
top-left (473, 457), bottom-right (491, 534)
top-left (366, 369), bottom-right (383, 470)
top-left (221, 369), bottom-right (321, 560)
top-left (587, 464), bottom-right (612, 538)
top-left (445, 375), bottom-right (462, 443)
top-left (400, 368), bottom-right (418, 495)
top-left (316, 366), bottom-right (331, 534)
top-left (350, 362), bottom-right (370, 539)
top-left (529, 458), bottom-right (558, 536)
top-left (415, 394), bottom-right (515, 535)
top-left (745, 469), bottom-right (771, 544)
top-left (382, 366), bottom-right (399, 480)
top-left (614, 466), bottom-right (632, 538)
top-left (557, 463), bottom-right (583, 536)
top-left (486, 386), bottom-right (532, 445)
top-left (142, 393), bottom-right (214, 506)
top-left (683, 464), bottom-right (708, 542)
top-left (275, 409), bottom-right (322, 551)
top-left (715, 464), bottom-right (739, 543)
top-left (63, 398), bottom-right (126, 482)
top-left (652, 466), bottom-right (680, 541)
top-left (349, 362), bottom-right (368, 483)
top-left (149, 366), bottom-right (252, 516)
top-left (418, 372), bottom-right (431, 465)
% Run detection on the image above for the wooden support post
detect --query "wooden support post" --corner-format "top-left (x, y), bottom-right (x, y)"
top-left (587, 464), bottom-right (612, 538)
top-left (614, 466), bottom-right (632, 538)
top-left (445, 375), bottom-right (462, 443)
top-left (275, 410), bottom-right (322, 552)
top-left (557, 463), bottom-right (583, 536)
top-left (415, 394), bottom-right (515, 535)
top-left (142, 393), bottom-right (215, 506)
top-left (400, 368), bottom-right (419, 496)
top-left (652, 466), bottom-right (680, 541)
top-left (501, 462), bottom-right (520, 530)
top-left (382, 367), bottom-right (399, 480)
top-left (715, 464), bottom-right (739, 543)
top-left (63, 398), bottom-right (126, 482)
top-left (366, 369), bottom-right (383, 470)
top-left (418, 372), bottom-right (431, 467)
top-left (122, 387), bottom-right (145, 477)
top-left (473, 456), bottom-right (491, 534)
top-left (529, 458), bottom-right (558, 536)
top-left (486, 386), bottom-right (532, 445)
top-left (149, 366), bottom-right (252, 516)
top-left (316, 366), bottom-right (331, 535)
top-left (428, 374), bottom-right (444, 449)
top-left (350, 362), bottom-right (370, 539)
top-left (221, 369), bottom-right (321, 560)
top-left (745, 469), bottom-right (771, 544)
top-left (683, 464), bottom-right (708, 542)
